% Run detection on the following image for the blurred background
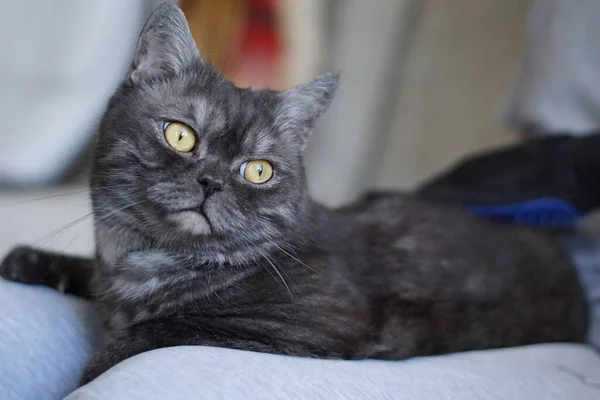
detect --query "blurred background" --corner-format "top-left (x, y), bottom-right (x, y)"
top-left (0, 0), bottom-right (598, 208)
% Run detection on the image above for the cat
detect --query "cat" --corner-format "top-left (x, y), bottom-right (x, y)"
top-left (0, 3), bottom-right (588, 385)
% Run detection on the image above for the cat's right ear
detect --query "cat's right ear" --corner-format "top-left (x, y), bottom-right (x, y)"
top-left (128, 3), bottom-right (202, 84)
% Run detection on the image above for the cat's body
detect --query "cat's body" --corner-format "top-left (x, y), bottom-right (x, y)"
top-left (92, 193), bottom-right (586, 358)
top-left (0, 4), bottom-right (589, 385)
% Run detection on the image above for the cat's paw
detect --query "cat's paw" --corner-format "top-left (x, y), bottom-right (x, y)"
top-left (0, 246), bottom-right (58, 287)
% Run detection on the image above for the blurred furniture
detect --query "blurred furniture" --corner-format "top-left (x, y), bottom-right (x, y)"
top-left (0, 0), bottom-right (163, 187)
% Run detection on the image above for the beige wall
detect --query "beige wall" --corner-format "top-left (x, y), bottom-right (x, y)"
top-left (305, 0), bottom-right (416, 206)
top-left (374, 0), bottom-right (530, 190)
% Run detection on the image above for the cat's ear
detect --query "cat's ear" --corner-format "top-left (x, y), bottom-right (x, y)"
top-left (128, 3), bottom-right (202, 84)
top-left (276, 72), bottom-right (340, 151)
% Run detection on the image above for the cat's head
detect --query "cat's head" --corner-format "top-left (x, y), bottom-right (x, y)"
top-left (91, 3), bottom-right (338, 263)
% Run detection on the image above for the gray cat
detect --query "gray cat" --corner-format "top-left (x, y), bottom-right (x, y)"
top-left (0, 3), bottom-right (588, 385)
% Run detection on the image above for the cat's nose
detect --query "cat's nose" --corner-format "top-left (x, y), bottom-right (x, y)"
top-left (197, 177), bottom-right (223, 197)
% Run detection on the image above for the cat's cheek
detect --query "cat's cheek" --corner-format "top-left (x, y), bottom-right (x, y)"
top-left (167, 211), bottom-right (211, 235)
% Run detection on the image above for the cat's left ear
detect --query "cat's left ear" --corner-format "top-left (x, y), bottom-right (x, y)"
top-left (128, 3), bottom-right (202, 84)
top-left (276, 72), bottom-right (340, 151)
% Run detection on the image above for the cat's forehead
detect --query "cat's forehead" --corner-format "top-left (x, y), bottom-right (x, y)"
top-left (146, 77), bottom-right (229, 131)
top-left (141, 73), bottom-right (284, 157)
top-left (186, 96), bottom-right (228, 134)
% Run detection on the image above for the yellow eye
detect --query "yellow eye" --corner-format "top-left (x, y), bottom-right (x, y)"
top-left (164, 122), bottom-right (196, 152)
top-left (240, 160), bottom-right (274, 184)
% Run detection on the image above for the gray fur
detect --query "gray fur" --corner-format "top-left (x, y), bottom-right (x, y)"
top-left (0, 3), bottom-right (588, 385)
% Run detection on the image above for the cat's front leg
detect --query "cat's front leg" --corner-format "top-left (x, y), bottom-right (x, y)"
top-left (0, 246), bottom-right (94, 298)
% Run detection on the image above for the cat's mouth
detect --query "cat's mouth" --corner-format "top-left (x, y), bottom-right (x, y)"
top-left (167, 207), bottom-right (213, 235)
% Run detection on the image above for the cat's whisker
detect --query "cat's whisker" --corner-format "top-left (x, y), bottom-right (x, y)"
top-left (43, 226), bottom-right (88, 282)
top-left (258, 248), bottom-right (297, 318)
top-left (0, 182), bottom-right (149, 209)
top-left (33, 197), bottom-right (148, 249)
top-left (258, 232), bottom-right (318, 274)
top-left (33, 213), bottom-right (94, 248)
top-left (93, 199), bottom-right (149, 225)
top-left (256, 252), bottom-right (279, 283)
top-left (0, 188), bottom-right (91, 208)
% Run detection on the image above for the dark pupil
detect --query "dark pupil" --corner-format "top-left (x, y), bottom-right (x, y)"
top-left (178, 130), bottom-right (185, 141)
top-left (256, 164), bottom-right (263, 176)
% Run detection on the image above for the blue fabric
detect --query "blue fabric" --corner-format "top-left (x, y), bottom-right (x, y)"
top-left (0, 280), bottom-right (100, 400)
top-left (465, 198), bottom-right (584, 229)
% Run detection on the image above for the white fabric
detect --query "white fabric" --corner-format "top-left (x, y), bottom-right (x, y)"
top-left (69, 344), bottom-right (600, 400)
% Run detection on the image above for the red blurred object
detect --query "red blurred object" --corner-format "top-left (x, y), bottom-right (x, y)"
top-left (228, 0), bottom-right (283, 89)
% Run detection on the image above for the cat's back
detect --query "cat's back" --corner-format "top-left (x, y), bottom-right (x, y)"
top-left (332, 192), bottom-right (588, 354)
top-left (342, 192), bottom-right (575, 292)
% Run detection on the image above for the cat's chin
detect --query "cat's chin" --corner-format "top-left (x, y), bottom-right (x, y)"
top-left (167, 210), bottom-right (212, 235)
